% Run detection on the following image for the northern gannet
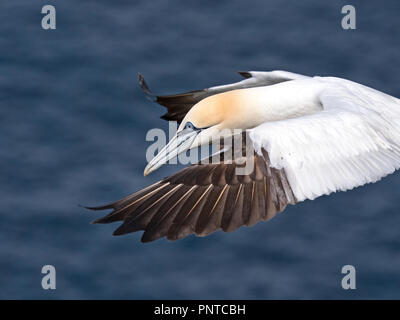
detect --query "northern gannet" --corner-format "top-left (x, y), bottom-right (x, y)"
top-left (87, 70), bottom-right (400, 242)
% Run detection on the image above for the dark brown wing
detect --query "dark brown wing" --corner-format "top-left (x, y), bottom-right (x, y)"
top-left (139, 73), bottom-right (219, 123)
top-left (87, 146), bottom-right (297, 243)
top-left (138, 71), bottom-right (300, 123)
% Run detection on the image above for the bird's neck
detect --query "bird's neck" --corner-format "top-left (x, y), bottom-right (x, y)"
top-left (218, 80), bottom-right (324, 129)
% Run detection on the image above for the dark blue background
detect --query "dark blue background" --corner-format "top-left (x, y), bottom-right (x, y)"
top-left (1, 0), bottom-right (400, 299)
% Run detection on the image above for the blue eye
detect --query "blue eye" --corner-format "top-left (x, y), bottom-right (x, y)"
top-left (184, 122), bottom-right (195, 130)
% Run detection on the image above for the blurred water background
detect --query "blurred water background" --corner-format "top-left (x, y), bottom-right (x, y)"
top-left (1, 0), bottom-right (400, 299)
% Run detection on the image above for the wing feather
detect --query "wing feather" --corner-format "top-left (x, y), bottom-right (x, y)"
top-left (250, 77), bottom-right (400, 202)
top-left (138, 71), bottom-right (308, 123)
top-left (88, 143), bottom-right (297, 242)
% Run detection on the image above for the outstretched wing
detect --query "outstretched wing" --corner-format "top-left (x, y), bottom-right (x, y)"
top-left (139, 70), bottom-right (309, 123)
top-left (87, 135), bottom-right (297, 242)
top-left (249, 77), bottom-right (400, 202)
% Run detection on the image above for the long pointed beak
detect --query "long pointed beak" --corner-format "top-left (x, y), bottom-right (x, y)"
top-left (144, 129), bottom-right (199, 176)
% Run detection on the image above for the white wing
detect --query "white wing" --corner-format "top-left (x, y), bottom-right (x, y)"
top-left (249, 77), bottom-right (400, 201)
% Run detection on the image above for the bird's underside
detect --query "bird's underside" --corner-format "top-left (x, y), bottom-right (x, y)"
top-left (88, 70), bottom-right (400, 242)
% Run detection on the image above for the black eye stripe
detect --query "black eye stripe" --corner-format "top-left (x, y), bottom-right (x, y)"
top-left (183, 122), bottom-right (210, 131)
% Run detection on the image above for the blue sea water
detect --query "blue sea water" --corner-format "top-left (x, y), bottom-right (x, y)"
top-left (1, 0), bottom-right (400, 299)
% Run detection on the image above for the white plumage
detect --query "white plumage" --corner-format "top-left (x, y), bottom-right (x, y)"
top-left (249, 76), bottom-right (400, 201)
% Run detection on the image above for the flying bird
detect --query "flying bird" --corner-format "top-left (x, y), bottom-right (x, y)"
top-left (86, 70), bottom-right (400, 242)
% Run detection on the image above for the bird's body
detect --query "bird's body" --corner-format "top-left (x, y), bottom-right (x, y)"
top-left (87, 70), bottom-right (400, 242)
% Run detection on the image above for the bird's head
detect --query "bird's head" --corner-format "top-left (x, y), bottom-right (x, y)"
top-left (144, 90), bottom-right (260, 176)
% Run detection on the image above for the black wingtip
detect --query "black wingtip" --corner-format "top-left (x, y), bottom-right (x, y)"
top-left (138, 73), bottom-right (155, 101)
top-left (160, 113), bottom-right (173, 121)
top-left (82, 204), bottom-right (114, 211)
top-left (112, 225), bottom-right (128, 236)
top-left (112, 221), bottom-right (144, 236)
top-left (90, 218), bottom-right (100, 224)
top-left (140, 232), bottom-right (155, 243)
top-left (237, 71), bottom-right (252, 79)
top-left (113, 230), bottom-right (157, 243)
top-left (90, 216), bottom-right (112, 224)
